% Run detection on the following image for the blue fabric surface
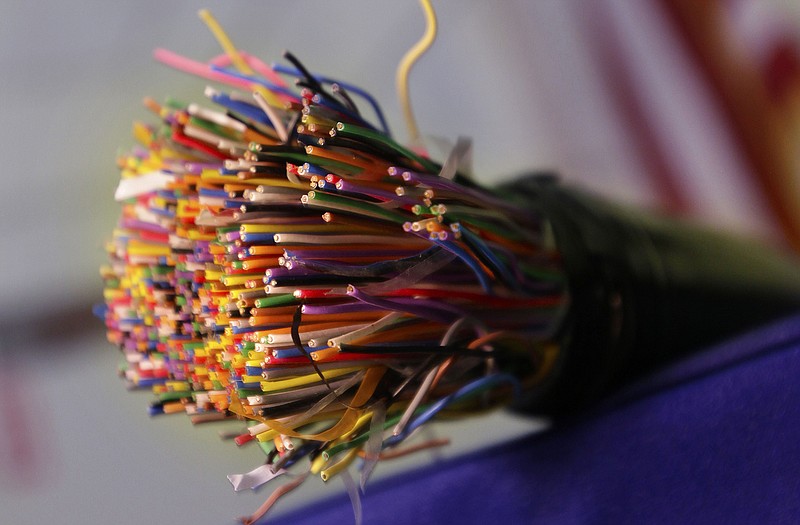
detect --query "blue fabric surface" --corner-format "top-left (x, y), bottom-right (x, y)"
top-left (270, 313), bottom-right (800, 524)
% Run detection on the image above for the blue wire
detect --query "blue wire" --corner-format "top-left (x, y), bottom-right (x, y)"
top-left (136, 378), bottom-right (168, 388)
top-left (230, 325), bottom-right (272, 335)
top-left (206, 89), bottom-right (274, 127)
top-left (271, 345), bottom-right (326, 359)
top-left (384, 373), bottom-right (522, 447)
top-left (223, 199), bottom-right (247, 209)
top-left (92, 303), bottom-right (108, 319)
top-left (234, 379), bottom-right (262, 390)
top-left (281, 441), bottom-right (322, 470)
top-left (209, 64), bottom-right (378, 133)
top-left (271, 64), bottom-right (391, 136)
top-left (238, 233), bottom-right (278, 244)
top-left (301, 162), bottom-right (328, 177)
top-left (149, 207), bottom-right (175, 218)
top-left (198, 187), bottom-right (229, 198)
top-left (208, 64), bottom-right (299, 101)
top-left (457, 227), bottom-right (518, 287)
top-left (421, 234), bottom-right (494, 292)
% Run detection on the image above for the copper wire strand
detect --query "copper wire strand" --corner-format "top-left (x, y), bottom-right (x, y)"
top-left (358, 437), bottom-right (451, 461)
top-left (240, 472), bottom-right (309, 525)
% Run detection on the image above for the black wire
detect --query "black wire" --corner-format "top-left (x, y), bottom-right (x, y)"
top-left (295, 80), bottom-right (359, 116)
top-left (284, 51), bottom-right (355, 115)
top-left (339, 343), bottom-right (505, 358)
top-left (248, 143), bottom-right (306, 155)
top-left (331, 83), bottom-right (359, 116)
top-left (283, 50), bottom-right (372, 128)
top-left (252, 392), bottom-right (353, 419)
top-left (290, 305), bottom-right (357, 409)
top-left (285, 110), bottom-right (303, 144)
top-left (282, 50), bottom-right (327, 96)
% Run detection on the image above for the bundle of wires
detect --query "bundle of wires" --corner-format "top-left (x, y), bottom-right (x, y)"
top-left (99, 6), bottom-right (567, 523)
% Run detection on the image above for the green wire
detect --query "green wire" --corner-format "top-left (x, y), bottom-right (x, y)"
top-left (247, 146), bottom-right (365, 175)
top-left (304, 190), bottom-right (409, 225)
top-left (237, 388), bottom-right (263, 397)
top-left (165, 97), bottom-right (187, 110)
top-left (322, 410), bottom-right (407, 460)
top-left (254, 294), bottom-right (298, 309)
top-left (334, 121), bottom-right (440, 173)
top-left (188, 115), bottom-right (238, 140)
top-left (152, 265), bottom-right (173, 276)
top-left (158, 391), bottom-right (194, 402)
top-left (239, 341), bottom-right (256, 352)
top-left (257, 439), bottom-right (273, 457)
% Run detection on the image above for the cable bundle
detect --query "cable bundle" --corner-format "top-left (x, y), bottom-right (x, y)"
top-left (99, 7), bottom-right (566, 523)
top-left (99, 6), bottom-right (800, 523)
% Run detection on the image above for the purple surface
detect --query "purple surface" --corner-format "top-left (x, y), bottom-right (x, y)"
top-left (270, 313), bottom-right (800, 524)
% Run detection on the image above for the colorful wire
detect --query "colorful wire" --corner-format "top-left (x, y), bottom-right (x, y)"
top-left (99, 6), bottom-right (567, 523)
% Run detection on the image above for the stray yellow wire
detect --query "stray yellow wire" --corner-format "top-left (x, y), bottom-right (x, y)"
top-left (320, 447), bottom-right (361, 482)
top-left (322, 411), bottom-right (374, 460)
top-left (198, 10), bottom-right (285, 109)
top-left (259, 366), bottom-right (362, 393)
top-left (310, 451), bottom-right (328, 475)
top-left (197, 9), bottom-right (254, 76)
top-left (395, 0), bottom-right (437, 144)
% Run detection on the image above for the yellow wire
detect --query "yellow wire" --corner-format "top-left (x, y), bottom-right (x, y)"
top-left (197, 9), bottom-right (255, 76)
top-left (259, 366), bottom-right (362, 393)
top-left (197, 10), bottom-right (285, 109)
top-left (228, 367), bottom-right (386, 441)
top-left (310, 452), bottom-right (328, 475)
top-left (322, 411), bottom-right (374, 460)
top-left (320, 447), bottom-right (360, 482)
top-left (395, 0), bottom-right (437, 144)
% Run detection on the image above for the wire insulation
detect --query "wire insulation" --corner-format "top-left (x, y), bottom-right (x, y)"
top-left (100, 6), bottom-right (567, 522)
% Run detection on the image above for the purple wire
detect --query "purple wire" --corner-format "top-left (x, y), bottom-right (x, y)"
top-left (391, 168), bottom-right (526, 215)
top-left (347, 287), bottom-right (464, 324)
top-left (120, 218), bottom-right (170, 235)
top-left (223, 230), bottom-right (241, 242)
top-left (183, 162), bottom-right (222, 174)
top-left (301, 302), bottom-right (377, 315)
top-left (333, 180), bottom-right (419, 207)
top-left (264, 266), bottom-right (319, 279)
top-left (284, 248), bottom-right (422, 259)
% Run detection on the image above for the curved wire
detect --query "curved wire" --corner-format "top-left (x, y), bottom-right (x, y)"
top-left (272, 63), bottom-right (391, 136)
top-left (384, 372), bottom-right (521, 447)
top-left (197, 9), bottom-right (255, 76)
top-left (396, 0), bottom-right (437, 143)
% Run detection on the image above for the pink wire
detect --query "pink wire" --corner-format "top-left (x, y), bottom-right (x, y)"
top-left (155, 48), bottom-right (296, 105)
top-left (239, 51), bottom-right (291, 89)
top-left (207, 52), bottom-right (232, 67)
top-left (153, 48), bottom-right (253, 91)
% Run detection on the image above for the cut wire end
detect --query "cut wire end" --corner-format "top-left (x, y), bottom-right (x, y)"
top-left (100, 5), bottom-right (567, 523)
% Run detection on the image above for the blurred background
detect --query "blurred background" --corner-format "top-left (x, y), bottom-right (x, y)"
top-left (2, 0), bottom-right (800, 523)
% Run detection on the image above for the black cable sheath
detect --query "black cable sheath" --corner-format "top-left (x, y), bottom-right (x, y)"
top-left (503, 175), bottom-right (800, 415)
